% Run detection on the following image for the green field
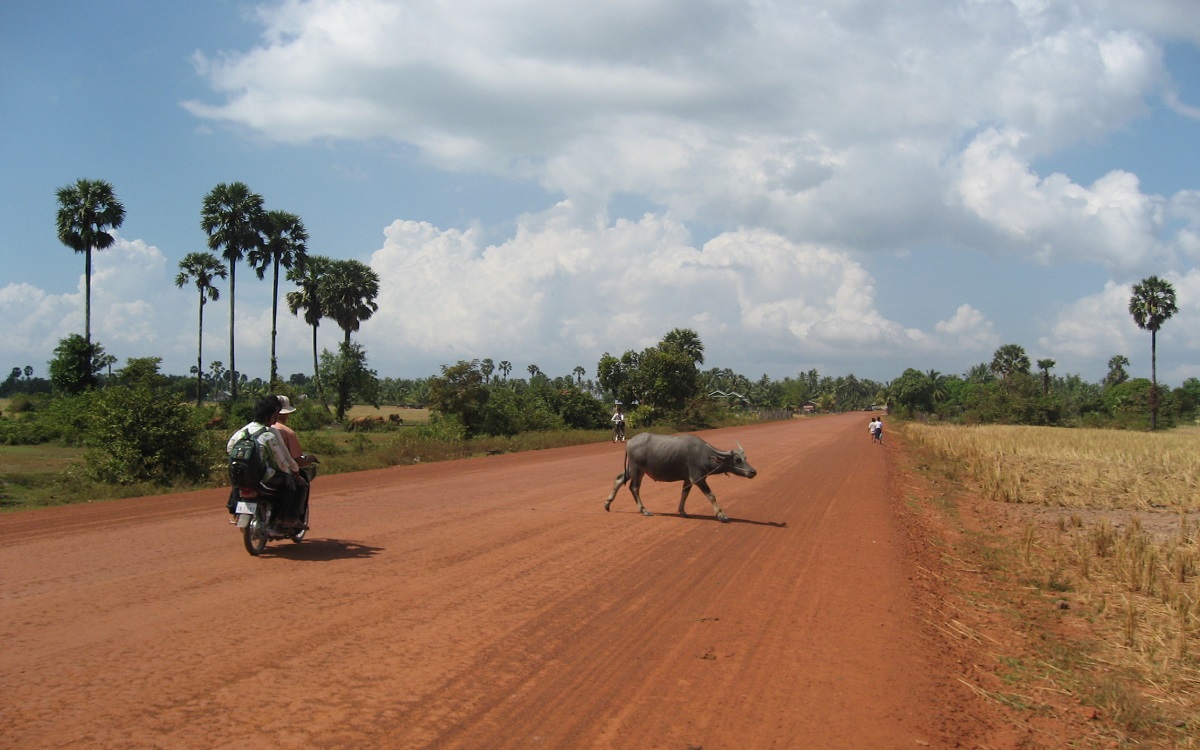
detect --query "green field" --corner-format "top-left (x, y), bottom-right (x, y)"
top-left (0, 444), bottom-right (88, 510)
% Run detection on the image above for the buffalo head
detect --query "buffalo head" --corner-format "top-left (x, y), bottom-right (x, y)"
top-left (712, 442), bottom-right (757, 479)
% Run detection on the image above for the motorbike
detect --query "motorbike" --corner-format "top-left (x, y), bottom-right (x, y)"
top-left (233, 456), bottom-right (318, 556)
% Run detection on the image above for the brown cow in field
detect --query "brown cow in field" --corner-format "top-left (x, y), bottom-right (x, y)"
top-left (346, 415), bottom-right (385, 431)
top-left (388, 414), bottom-right (404, 425)
top-left (205, 416), bottom-right (225, 430)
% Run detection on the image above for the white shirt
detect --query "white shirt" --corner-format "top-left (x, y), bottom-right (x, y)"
top-left (227, 421), bottom-right (295, 483)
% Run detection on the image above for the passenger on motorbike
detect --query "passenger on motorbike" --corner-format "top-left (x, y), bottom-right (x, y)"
top-left (225, 395), bottom-right (303, 524)
top-left (272, 395), bottom-right (314, 522)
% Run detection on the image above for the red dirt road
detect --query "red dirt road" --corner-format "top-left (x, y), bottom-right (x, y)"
top-left (1, 414), bottom-right (989, 749)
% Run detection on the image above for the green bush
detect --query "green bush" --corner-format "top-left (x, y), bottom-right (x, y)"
top-left (8, 396), bottom-right (36, 413)
top-left (300, 432), bottom-right (339, 456)
top-left (84, 386), bottom-right (217, 485)
top-left (287, 397), bottom-right (334, 431)
top-left (0, 393), bottom-right (95, 446)
top-left (419, 412), bottom-right (468, 442)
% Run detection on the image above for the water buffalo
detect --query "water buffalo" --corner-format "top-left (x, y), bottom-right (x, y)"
top-left (605, 433), bottom-right (757, 522)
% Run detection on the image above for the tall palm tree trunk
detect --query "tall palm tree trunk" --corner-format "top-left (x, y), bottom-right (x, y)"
top-left (1151, 330), bottom-right (1159, 431)
top-left (196, 294), bottom-right (205, 407)
top-left (311, 323), bottom-right (325, 407)
top-left (270, 256), bottom-right (280, 386)
top-left (84, 246), bottom-right (92, 347)
top-left (228, 263), bottom-right (237, 400)
top-left (84, 246), bottom-right (93, 378)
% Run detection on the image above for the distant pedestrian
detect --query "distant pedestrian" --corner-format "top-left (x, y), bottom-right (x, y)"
top-left (872, 417), bottom-right (884, 444)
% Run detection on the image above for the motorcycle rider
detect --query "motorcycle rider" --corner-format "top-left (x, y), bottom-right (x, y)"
top-left (225, 395), bottom-right (302, 524)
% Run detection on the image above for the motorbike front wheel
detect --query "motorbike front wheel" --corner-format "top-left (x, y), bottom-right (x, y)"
top-left (243, 506), bottom-right (269, 556)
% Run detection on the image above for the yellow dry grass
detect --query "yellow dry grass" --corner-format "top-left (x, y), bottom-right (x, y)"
top-left (905, 423), bottom-right (1200, 511)
top-left (901, 422), bottom-right (1200, 741)
top-left (343, 405), bottom-right (430, 424)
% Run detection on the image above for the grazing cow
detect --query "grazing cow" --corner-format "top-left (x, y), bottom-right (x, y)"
top-left (205, 415), bottom-right (225, 430)
top-left (605, 433), bottom-right (757, 522)
top-left (388, 414), bottom-right (404, 424)
top-left (346, 415), bottom-right (385, 431)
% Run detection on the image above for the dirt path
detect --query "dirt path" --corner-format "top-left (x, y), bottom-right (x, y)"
top-left (0, 413), bottom-right (992, 749)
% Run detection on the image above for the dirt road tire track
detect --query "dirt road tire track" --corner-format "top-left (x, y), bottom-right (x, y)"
top-left (0, 413), bottom-right (990, 748)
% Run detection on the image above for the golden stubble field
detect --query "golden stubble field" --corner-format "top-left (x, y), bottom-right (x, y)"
top-left (901, 422), bottom-right (1200, 743)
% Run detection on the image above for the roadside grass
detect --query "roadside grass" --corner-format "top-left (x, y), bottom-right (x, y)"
top-left (900, 421), bottom-right (1200, 746)
top-left (298, 425), bottom-right (620, 475)
top-left (0, 403), bottom-right (737, 512)
top-left (0, 444), bottom-right (88, 509)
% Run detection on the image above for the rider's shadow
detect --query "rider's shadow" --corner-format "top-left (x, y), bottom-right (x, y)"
top-left (261, 539), bottom-right (384, 561)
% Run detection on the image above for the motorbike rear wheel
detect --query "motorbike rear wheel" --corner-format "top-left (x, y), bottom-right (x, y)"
top-left (243, 506), bottom-right (269, 556)
top-left (290, 503), bottom-right (308, 543)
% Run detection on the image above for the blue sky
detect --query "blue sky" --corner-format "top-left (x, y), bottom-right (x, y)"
top-left (3, 0), bottom-right (1200, 387)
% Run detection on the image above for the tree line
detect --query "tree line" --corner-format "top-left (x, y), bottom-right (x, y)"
top-left (52, 178), bottom-right (381, 417)
top-left (888, 276), bottom-right (1184, 430)
top-left (2, 177), bottom-right (1188, 488)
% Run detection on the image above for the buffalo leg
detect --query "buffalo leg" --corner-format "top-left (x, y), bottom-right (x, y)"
top-left (627, 469), bottom-right (653, 516)
top-left (605, 471), bottom-right (628, 511)
top-left (605, 468), bottom-right (652, 516)
top-left (695, 479), bottom-right (729, 522)
top-left (677, 482), bottom-right (693, 517)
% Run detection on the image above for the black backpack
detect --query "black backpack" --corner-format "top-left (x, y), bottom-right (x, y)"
top-left (229, 426), bottom-right (268, 486)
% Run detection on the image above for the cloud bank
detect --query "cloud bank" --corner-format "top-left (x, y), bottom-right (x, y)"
top-left (9, 0), bottom-right (1200, 384)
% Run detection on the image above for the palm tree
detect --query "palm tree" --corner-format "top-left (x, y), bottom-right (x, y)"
top-left (55, 178), bottom-right (126, 367)
top-left (286, 254), bottom-right (331, 403)
top-left (249, 210), bottom-right (308, 386)
top-left (1129, 276), bottom-right (1178, 430)
top-left (200, 182), bottom-right (265, 401)
top-left (321, 259), bottom-right (380, 345)
top-left (480, 359), bottom-right (495, 383)
top-left (660, 328), bottom-right (705, 366)
top-left (175, 252), bottom-right (227, 405)
top-left (498, 360), bottom-right (512, 381)
top-left (573, 366), bottom-right (586, 384)
top-left (1036, 359), bottom-right (1056, 395)
top-left (965, 363), bottom-right (994, 384)
top-left (1104, 354), bottom-right (1130, 387)
top-left (926, 370), bottom-right (949, 406)
top-left (990, 344), bottom-right (1031, 379)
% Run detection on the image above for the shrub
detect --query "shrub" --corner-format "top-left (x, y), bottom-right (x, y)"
top-left (301, 432), bottom-right (339, 456)
top-left (84, 386), bottom-right (217, 485)
top-left (419, 412), bottom-right (468, 442)
top-left (48, 334), bottom-right (106, 394)
top-left (287, 398), bottom-right (334, 431)
top-left (8, 396), bottom-right (36, 413)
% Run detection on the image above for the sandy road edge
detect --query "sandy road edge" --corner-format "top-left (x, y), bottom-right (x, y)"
top-left (885, 427), bottom-right (1126, 748)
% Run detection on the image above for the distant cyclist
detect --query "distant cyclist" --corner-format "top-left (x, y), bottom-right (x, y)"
top-left (611, 406), bottom-right (627, 443)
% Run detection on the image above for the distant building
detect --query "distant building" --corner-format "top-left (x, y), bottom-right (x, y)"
top-left (708, 390), bottom-right (751, 408)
